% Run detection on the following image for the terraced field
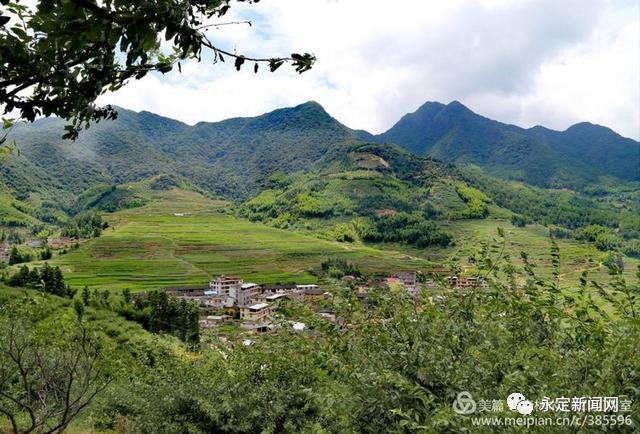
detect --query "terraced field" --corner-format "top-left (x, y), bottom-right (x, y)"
top-left (48, 187), bottom-right (638, 292)
top-left (51, 189), bottom-right (436, 291)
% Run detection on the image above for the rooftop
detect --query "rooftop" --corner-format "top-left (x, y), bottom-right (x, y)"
top-left (266, 293), bottom-right (288, 301)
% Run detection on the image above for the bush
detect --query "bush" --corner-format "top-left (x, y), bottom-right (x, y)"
top-left (510, 214), bottom-right (528, 227)
top-left (321, 257), bottom-right (361, 277)
top-left (62, 212), bottom-right (105, 239)
top-left (359, 212), bottom-right (453, 247)
top-left (329, 223), bottom-right (357, 243)
top-left (623, 240), bottom-right (640, 258)
top-left (40, 247), bottom-right (52, 260)
top-left (6, 263), bottom-right (71, 297)
top-left (549, 227), bottom-right (573, 239)
top-left (8, 246), bottom-right (32, 265)
top-left (594, 232), bottom-right (621, 251)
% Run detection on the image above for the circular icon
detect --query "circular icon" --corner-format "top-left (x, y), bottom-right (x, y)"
top-left (517, 400), bottom-right (534, 415)
top-left (453, 391), bottom-right (477, 415)
top-left (507, 392), bottom-right (526, 411)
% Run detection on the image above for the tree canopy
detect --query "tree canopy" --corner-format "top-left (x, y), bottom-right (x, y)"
top-left (0, 0), bottom-right (315, 139)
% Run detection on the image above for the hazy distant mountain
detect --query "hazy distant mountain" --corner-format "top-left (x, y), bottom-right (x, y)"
top-left (373, 101), bottom-right (639, 188)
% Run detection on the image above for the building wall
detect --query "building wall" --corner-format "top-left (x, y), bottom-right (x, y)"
top-left (239, 305), bottom-right (272, 322)
top-left (209, 276), bottom-right (243, 296)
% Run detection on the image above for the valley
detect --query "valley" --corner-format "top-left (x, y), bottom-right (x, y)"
top-left (0, 103), bottom-right (640, 433)
top-left (2, 101), bottom-right (638, 291)
top-left (38, 185), bottom-right (636, 292)
top-left (1, 2), bottom-right (639, 432)
top-left (1, 101), bottom-right (638, 434)
top-left (49, 188), bottom-right (435, 291)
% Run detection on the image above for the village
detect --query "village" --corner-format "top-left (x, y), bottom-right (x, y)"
top-left (0, 236), bottom-right (79, 264)
top-left (161, 271), bottom-right (488, 335)
top-left (163, 275), bottom-right (328, 333)
top-left (1, 235), bottom-right (489, 337)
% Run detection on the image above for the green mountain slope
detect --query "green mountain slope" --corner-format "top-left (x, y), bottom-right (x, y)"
top-left (2, 101), bottom-right (637, 250)
top-left (5, 101), bottom-right (357, 205)
top-left (239, 142), bottom-right (639, 246)
top-left (374, 101), bottom-right (639, 188)
top-left (529, 122), bottom-right (640, 181)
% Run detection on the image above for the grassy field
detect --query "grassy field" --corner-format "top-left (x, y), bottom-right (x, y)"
top-left (47, 188), bottom-right (638, 292)
top-left (436, 219), bottom-right (638, 283)
top-left (51, 189), bottom-right (436, 291)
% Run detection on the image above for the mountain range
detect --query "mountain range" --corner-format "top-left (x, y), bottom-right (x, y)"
top-left (2, 101), bottom-right (357, 204)
top-left (0, 100), bottom-right (638, 232)
top-left (365, 101), bottom-right (639, 187)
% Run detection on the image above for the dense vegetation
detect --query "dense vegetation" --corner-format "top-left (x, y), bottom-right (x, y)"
top-left (70, 184), bottom-right (148, 214)
top-left (461, 167), bottom-right (639, 232)
top-left (239, 142), bottom-right (637, 257)
top-left (372, 100), bottom-right (639, 188)
top-left (117, 290), bottom-right (201, 348)
top-left (5, 263), bottom-right (71, 296)
top-left (320, 257), bottom-right (362, 278)
top-left (1, 236), bottom-right (638, 433)
top-left (356, 212), bottom-right (453, 247)
top-left (3, 102), bottom-right (357, 206)
top-left (6, 246), bottom-right (32, 265)
top-left (62, 212), bottom-right (107, 239)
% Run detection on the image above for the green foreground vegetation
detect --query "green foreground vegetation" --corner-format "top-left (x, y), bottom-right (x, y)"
top-left (1, 233), bottom-right (638, 433)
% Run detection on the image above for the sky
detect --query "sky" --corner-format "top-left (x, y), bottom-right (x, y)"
top-left (99, 0), bottom-right (640, 139)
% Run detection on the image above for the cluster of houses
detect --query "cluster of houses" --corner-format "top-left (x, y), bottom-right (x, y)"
top-left (0, 242), bottom-right (10, 263)
top-left (165, 275), bottom-right (328, 332)
top-left (167, 271), bottom-right (488, 333)
top-left (381, 271), bottom-right (488, 296)
top-left (0, 237), bottom-right (79, 265)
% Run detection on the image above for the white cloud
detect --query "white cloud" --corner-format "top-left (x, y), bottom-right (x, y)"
top-left (99, 0), bottom-right (640, 139)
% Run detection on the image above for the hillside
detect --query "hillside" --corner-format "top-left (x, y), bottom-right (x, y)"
top-left (529, 122), bottom-right (640, 181)
top-left (373, 101), bottom-right (640, 188)
top-left (5, 100), bottom-right (638, 211)
top-left (5, 101), bottom-right (358, 208)
top-left (2, 102), bottom-right (638, 269)
top-left (49, 187), bottom-right (438, 290)
top-left (38, 185), bottom-right (637, 291)
top-left (242, 141), bottom-right (637, 232)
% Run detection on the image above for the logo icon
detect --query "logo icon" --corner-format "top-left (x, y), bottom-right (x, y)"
top-left (517, 400), bottom-right (534, 415)
top-left (507, 392), bottom-right (534, 415)
top-left (453, 391), bottom-right (477, 415)
top-left (507, 392), bottom-right (526, 410)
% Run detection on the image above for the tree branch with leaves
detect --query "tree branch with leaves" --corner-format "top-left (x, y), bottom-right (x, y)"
top-left (0, 316), bottom-right (109, 434)
top-left (0, 0), bottom-right (316, 139)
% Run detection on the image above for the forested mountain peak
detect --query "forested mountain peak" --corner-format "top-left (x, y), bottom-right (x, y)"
top-left (375, 99), bottom-right (639, 186)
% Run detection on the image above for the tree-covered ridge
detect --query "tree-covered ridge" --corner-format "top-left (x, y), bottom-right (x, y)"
top-left (374, 100), bottom-right (639, 188)
top-left (240, 142), bottom-right (638, 254)
top-left (5, 99), bottom-right (638, 215)
top-left (240, 143), bottom-right (468, 247)
top-left (3, 101), bottom-right (358, 208)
